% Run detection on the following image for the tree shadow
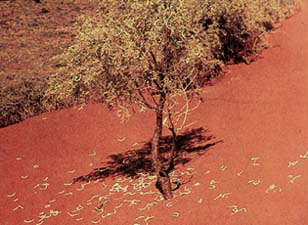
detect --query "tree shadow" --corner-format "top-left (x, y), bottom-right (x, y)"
top-left (73, 127), bottom-right (222, 183)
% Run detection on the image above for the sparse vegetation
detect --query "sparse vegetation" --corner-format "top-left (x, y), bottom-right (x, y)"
top-left (49, 0), bottom-right (222, 199)
top-left (42, 0), bottom-right (301, 198)
top-left (0, 0), bottom-right (302, 196)
top-left (0, 78), bottom-right (47, 127)
top-left (199, 0), bottom-right (301, 63)
top-left (0, 0), bottom-right (302, 126)
top-left (0, 76), bottom-right (75, 127)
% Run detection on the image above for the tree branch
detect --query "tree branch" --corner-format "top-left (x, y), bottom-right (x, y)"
top-left (150, 50), bottom-right (159, 71)
top-left (149, 91), bottom-right (159, 106)
top-left (137, 88), bottom-right (157, 111)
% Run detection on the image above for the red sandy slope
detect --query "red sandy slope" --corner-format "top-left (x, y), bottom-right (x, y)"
top-left (1, 5), bottom-right (308, 225)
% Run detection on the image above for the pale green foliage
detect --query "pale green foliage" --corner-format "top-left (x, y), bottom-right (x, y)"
top-left (42, 74), bottom-right (76, 111)
top-left (45, 0), bottom-right (222, 119)
top-left (43, 0), bottom-right (301, 117)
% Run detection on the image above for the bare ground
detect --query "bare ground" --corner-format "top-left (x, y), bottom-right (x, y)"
top-left (0, 0), bottom-right (98, 87)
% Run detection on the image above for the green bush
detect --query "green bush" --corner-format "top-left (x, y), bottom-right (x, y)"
top-left (0, 76), bottom-right (76, 127)
top-left (42, 73), bottom-right (86, 112)
top-left (0, 78), bottom-right (47, 127)
top-left (201, 0), bottom-right (301, 63)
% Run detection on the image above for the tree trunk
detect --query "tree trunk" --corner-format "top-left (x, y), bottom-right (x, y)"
top-left (151, 93), bottom-right (173, 200)
top-left (166, 126), bottom-right (177, 173)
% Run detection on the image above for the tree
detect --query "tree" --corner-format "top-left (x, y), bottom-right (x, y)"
top-left (56, 0), bottom-right (221, 199)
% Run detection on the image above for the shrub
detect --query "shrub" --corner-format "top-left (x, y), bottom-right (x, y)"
top-left (0, 75), bottom-right (76, 127)
top-left (201, 0), bottom-right (301, 63)
top-left (0, 78), bottom-right (47, 127)
top-left (42, 73), bottom-right (85, 112)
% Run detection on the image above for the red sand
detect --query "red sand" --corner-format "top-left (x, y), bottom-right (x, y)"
top-left (1, 5), bottom-right (308, 225)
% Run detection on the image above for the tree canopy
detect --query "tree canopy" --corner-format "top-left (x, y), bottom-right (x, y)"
top-left (60, 0), bottom-right (221, 119)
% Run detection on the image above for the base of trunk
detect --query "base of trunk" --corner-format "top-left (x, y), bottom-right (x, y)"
top-left (155, 171), bottom-right (173, 200)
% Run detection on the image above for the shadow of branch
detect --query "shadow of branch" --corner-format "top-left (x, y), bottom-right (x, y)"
top-left (73, 127), bottom-right (222, 183)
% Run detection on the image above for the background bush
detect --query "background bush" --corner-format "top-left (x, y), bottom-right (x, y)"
top-left (0, 78), bottom-right (47, 127)
top-left (201, 0), bottom-right (300, 63)
top-left (0, 74), bottom-right (84, 127)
